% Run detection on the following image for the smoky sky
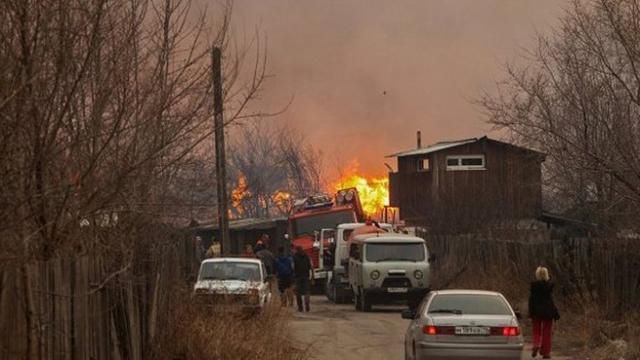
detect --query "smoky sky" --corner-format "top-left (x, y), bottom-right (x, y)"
top-left (229, 0), bottom-right (564, 178)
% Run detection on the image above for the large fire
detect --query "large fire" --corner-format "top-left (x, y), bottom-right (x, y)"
top-left (332, 164), bottom-right (389, 217)
top-left (231, 166), bottom-right (389, 219)
top-left (231, 173), bottom-right (293, 217)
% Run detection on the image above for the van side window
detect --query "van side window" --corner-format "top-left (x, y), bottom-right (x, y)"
top-left (349, 243), bottom-right (360, 260)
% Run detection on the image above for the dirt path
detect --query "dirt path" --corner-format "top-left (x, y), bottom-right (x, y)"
top-left (290, 296), bottom-right (573, 360)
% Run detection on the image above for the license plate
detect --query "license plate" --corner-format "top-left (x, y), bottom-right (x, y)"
top-left (455, 326), bottom-right (490, 336)
top-left (387, 287), bottom-right (408, 293)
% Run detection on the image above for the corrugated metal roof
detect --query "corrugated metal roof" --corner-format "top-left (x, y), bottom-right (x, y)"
top-left (386, 137), bottom-right (479, 158)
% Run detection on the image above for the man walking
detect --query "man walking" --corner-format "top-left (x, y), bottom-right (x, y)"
top-left (293, 246), bottom-right (312, 312)
top-left (255, 240), bottom-right (276, 291)
top-left (255, 241), bottom-right (275, 273)
top-left (275, 246), bottom-right (294, 307)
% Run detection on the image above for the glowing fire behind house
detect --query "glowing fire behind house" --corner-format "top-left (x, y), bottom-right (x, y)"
top-left (332, 164), bottom-right (389, 218)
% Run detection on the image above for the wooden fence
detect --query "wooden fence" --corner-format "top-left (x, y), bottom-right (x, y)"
top-left (425, 231), bottom-right (640, 314)
top-left (0, 232), bottom-right (199, 359)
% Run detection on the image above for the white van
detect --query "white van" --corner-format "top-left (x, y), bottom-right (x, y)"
top-left (323, 222), bottom-right (393, 303)
top-left (348, 233), bottom-right (432, 312)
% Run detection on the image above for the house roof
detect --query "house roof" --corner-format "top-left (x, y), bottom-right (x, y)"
top-left (386, 136), bottom-right (545, 158)
top-left (193, 217), bottom-right (287, 231)
top-left (386, 138), bottom-right (478, 158)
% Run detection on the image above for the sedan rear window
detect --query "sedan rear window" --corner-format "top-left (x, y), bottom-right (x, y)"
top-left (199, 262), bottom-right (261, 282)
top-left (365, 242), bottom-right (426, 262)
top-left (428, 294), bottom-right (512, 315)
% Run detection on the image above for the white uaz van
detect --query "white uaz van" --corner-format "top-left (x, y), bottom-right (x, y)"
top-left (323, 222), bottom-right (394, 304)
top-left (348, 233), bottom-right (432, 312)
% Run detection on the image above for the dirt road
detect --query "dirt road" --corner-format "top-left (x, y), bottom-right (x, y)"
top-left (290, 296), bottom-right (407, 360)
top-left (290, 296), bottom-right (572, 360)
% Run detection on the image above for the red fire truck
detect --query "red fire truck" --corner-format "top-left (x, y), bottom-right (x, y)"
top-left (288, 188), bottom-right (364, 290)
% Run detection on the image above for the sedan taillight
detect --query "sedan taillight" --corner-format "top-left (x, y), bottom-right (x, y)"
top-left (491, 326), bottom-right (520, 336)
top-left (423, 325), bottom-right (436, 335)
top-left (422, 325), bottom-right (455, 335)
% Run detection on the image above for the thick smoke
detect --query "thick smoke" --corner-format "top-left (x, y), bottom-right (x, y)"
top-left (230, 0), bottom-right (563, 177)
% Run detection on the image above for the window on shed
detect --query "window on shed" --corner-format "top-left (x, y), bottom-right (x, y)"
top-left (446, 155), bottom-right (485, 171)
top-left (461, 157), bottom-right (483, 166)
top-left (417, 158), bottom-right (429, 171)
top-left (447, 158), bottom-right (460, 167)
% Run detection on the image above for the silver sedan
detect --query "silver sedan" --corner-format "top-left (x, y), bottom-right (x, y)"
top-left (403, 289), bottom-right (524, 360)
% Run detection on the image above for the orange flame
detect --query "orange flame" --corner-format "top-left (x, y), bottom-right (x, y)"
top-left (273, 191), bottom-right (292, 207)
top-left (333, 163), bottom-right (389, 217)
top-left (232, 173), bottom-right (293, 217)
top-left (231, 174), bottom-right (250, 216)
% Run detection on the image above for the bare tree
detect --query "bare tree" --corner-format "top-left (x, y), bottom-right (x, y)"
top-left (229, 120), bottom-right (323, 218)
top-left (481, 0), bottom-right (640, 232)
top-left (0, 0), bottom-right (269, 257)
top-left (0, 0), bottom-right (271, 357)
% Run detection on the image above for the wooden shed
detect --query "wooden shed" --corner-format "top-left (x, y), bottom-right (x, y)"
top-left (388, 136), bottom-right (545, 230)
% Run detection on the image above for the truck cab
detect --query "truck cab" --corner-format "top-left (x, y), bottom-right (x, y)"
top-left (288, 193), bottom-right (359, 291)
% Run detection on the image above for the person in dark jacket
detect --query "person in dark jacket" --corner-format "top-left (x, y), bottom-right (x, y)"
top-left (255, 241), bottom-right (276, 275)
top-left (293, 246), bottom-right (312, 312)
top-left (275, 246), bottom-right (294, 307)
top-left (528, 266), bottom-right (560, 359)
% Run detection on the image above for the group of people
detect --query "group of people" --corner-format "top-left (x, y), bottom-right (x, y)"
top-left (244, 234), bottom-right (313, 313)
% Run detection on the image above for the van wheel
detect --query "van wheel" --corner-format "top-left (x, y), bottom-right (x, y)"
top-left (360, 290), bottom-right (372, 312)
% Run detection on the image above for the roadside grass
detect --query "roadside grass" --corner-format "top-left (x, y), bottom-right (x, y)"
top-left (152, 288), bottom-right (308, 360)
top-left (562, 308), bottom-right (640, 360)
top-left (433, 266), bottom-right (640, 359)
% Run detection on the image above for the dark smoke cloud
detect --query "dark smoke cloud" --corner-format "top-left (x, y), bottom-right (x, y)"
top-left (230, 0), bottom-right (563, 177)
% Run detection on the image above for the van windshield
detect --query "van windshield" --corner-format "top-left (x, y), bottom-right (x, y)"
top-left (365, 242), bottom-right (425, 262)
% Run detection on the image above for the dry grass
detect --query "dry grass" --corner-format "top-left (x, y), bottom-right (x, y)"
top-left (559, 308), bottom-right (640, 360)
top-left (152, 289), bottom-right (308, 360)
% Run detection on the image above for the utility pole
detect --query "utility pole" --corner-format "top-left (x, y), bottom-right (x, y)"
top-left (212, 47), bottom-right (231, 254)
